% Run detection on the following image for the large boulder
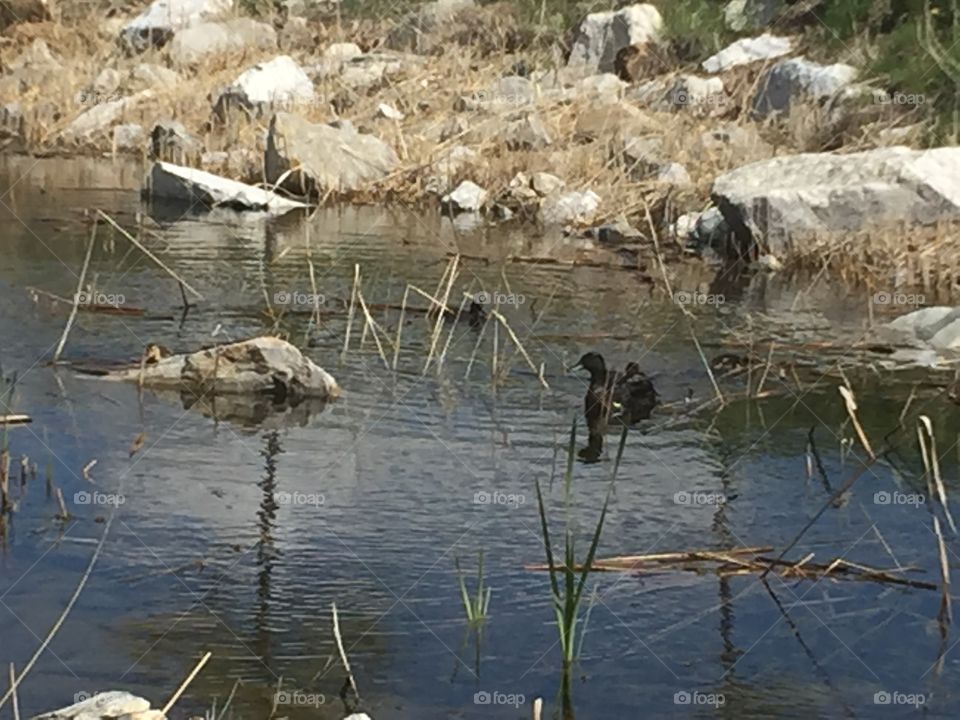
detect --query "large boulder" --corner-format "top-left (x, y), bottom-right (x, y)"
top-left (883, 308), bottom-right (960, 351)
top-left (214, 56), bottom-right (315, 120)
top-left (102, 337), bottom-right (341, 400)
top-left (712, 146), bottom-right (960, 257)
top-left (168, 18), bottom-right (277, 65)
top-left (145, 161), bottom-right (308, 214)
top-left (265, 112), bottom-right (399, 197)
top-left (753, 57), bottom-right (858, 117)
top-left (567, 4), bottom-right (662, 74)
top-left (121, 0), bottom-right (233, 52)
top-left (702, 34), bottom-right (793, 73)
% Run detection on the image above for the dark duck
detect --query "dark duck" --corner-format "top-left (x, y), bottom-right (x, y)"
top-left (570, 352), bottom-right (658, 462)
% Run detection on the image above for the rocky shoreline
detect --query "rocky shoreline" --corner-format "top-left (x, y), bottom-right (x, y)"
top-left (1, 0), bottom-right (958, 289)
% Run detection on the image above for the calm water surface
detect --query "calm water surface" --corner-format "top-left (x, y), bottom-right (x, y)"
top-left (1, 157), bottom-right (959, 719)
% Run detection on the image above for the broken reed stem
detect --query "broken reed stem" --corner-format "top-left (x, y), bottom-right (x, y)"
top-left (7, 664), bottom-right (18, 720)
top-left (331, 603), bottom-right (360, 701)
top-left (934, 515), bottom-right (952, 625)
top-left (96, 210), bottom-right (203, 300)
top-left (474, 294), bottom-right (548, 390)
top-left (54, 487), bottom-right (69, 520)
top-left (839, 385), bottom-right (875, 460)
top-left (424, 256), bottom-right (459, 374)
top-left (53, 219), bottom-right (97, 363)
top-left (341, 264), bottom-right (360, 362)
top-left (755, 342), bottom-right (776, 397)
top-left (532, 697), bottom-right (542, 720)
top-left (356, 288), bottom-right (390, 370)
top-left (161, 651), bottom-right (212, 715)
top-left (392, 285), bottom-right (411, 371)
top-left (689, 326), bottom-right (724, 405)
top-left (918, 416), bottom-right (957, 533)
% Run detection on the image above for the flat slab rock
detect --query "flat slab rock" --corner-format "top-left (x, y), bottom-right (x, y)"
top-left (101, 337), bottom-right (341, 400)
top-left (711, 145), bottom-right (960, 258)
top-left (882, 307), bottom-right (960, 351)
top-left (31, 691), bottom-right (163, 720)
top-left (145, 161), bottom-right (307, 214)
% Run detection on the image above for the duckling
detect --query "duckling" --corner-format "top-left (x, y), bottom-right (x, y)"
top-left (143, 343), bottom-right (172, 364)
top-left (570, 352), bottom-right (658, 461)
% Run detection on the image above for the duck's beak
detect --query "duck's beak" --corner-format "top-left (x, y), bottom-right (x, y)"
top-left (567, 361), bottom-right (583, 373)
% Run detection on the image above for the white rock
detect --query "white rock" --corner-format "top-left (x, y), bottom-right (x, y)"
top-left (664, 74), bottom-right (725, 112)
top-left (673, 211), bottom-right (700, 241)
top-left (121, 0), bottom-right (233, 53)
top-left (376, 102), bottom-right (405, 120)
top-left (655, 162), bottom-right (691, 187)
top-left (323, 42), bottom-right (363, 61)
top-left (568, 4), bottom-right (662, 73)
top-left (540, 190), bottom-right (601, 226)
top-left (754, 57), bottom-right (858, 117)
top-left (168, 18), bottom-right (277, 65)
top-left (532, 172), bottom-right (565, 196)
top-left (145, 161), bottom-right (308, 214)
top-left (32, 692), bottom-right (153, 720)
top-left (94, 68), bottom-right (123, 96)
top-left (214, 55), bottom-right (315, 118)
top-left (265, 112), bottom-right (399, 195)
top-left (702, 34), bottom-right (793, 73)
top-left (712, 146), bottom-right (960, 257)
top-left (102, 337), bottom-right (340, 398)
top-left (442, 180), bottom-right (488, 212)
top-left (113, 123), bottom-right (145, 152)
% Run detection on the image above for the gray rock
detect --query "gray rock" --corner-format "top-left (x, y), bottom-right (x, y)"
top-left (113, 124), bottom-right (145, 152)
top-left (103, 336), bottom-right (340, 398)
top-left (712, 146), bottom-right (960, 257)
top-left (32, 692), bottom-right (153, 720)
top-left (386, 0), bottom-right (475, 53)
top-left (702, 33), bottom-right (793, 73)
top-left (885, 307), bottom-right (960, 350)
top-left (169, 18), bottom-right (277, 65)
top-left (61, 91), bottom-right (154, 142)
top-left (575, 73), bottom-right (628, 104)
top-left (265, 112), bottom-right (399, 196)
top-left (503, 113), bottom-right (552, 150)
top-left (121, 0), bottom-right (233, 52)
top-left (324, 42), bottom-right (363, 61)
top-left (663, 74), bottom-right (725, 114)
top-left (655, 162), bottom-right (692, 187)
top-left (622, 135), bottom-right (665, 177)
top-left (540, 190), bottom-right (601, 226)
top-left (145, 161), bottom-right (307, 214)
top-left (688, 207), bottom-right (730, 252)
top-left (214, 55), bottom-right (315, 120)
top-left (724, 0), bottom-right (783, 31)
top-left (442, 180), bottom-right (488, 212)
top-left (131, 63), bottom-right (181, 88)
top-left (567, 4), bottom-right (662, 73)
top-left (754, 57), bottom-right (858, 117)
top-left (150, 120), bottom-right (202, 163)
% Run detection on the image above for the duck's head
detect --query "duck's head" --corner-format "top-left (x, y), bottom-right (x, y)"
top-left (570, 352), bottom-right (606, 378)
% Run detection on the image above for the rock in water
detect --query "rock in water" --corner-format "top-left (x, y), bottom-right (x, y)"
top-left (102, 337), bottom-right (341, 400)
top-left (32, 691), bottom-right (155, 720)
top-left (145, 161), bottom-right (308, 214)
top-left (711, 146), bottom-right (960, 258)
top-left (442, 180), bottom-right (488, 212)
top-left (214, 56), bottom-right (315, 120)
top-left (567, 4), bottom-right (662, 74)
top-left (121, 0), bottom-right (233, 52)
top-left (265, 112), bottom-right (398, 197)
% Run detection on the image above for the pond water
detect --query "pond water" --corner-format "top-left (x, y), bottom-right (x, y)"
top-left (1, 156), bottom-right (959, 719)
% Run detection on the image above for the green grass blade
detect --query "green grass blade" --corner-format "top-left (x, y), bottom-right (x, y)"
top-left (535, 473), bottom-right (561, 601)
top-left (454, 555), bottom-right (474, 623)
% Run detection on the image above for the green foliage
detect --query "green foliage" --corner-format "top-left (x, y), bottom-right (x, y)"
top-left (658, 0), bottom-right (736, 60)
top-left (455, 550), bottom-right (492, 624)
